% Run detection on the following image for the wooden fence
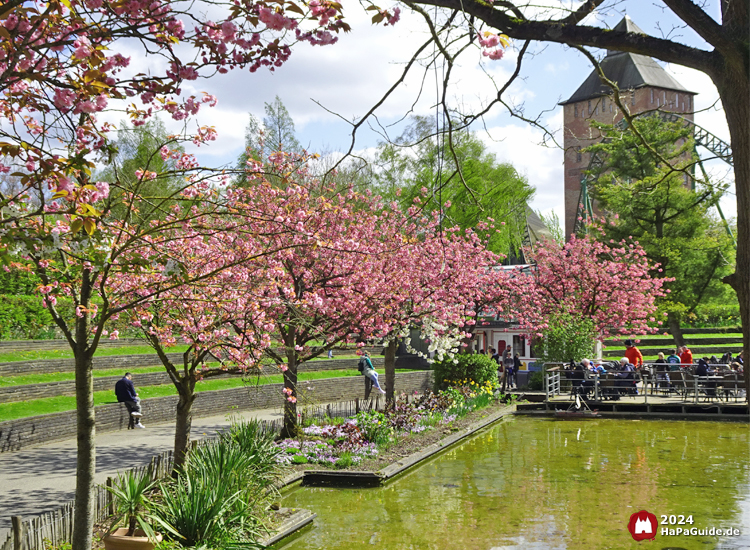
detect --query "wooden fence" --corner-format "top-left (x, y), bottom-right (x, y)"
top-left (1, 397), bottom-right (390, 550)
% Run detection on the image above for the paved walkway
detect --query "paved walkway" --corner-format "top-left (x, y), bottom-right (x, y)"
top-left (0, 406), bottom-right (287, 538)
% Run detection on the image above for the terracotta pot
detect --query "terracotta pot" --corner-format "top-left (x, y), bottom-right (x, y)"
top-left (102, 528), bottom-right (162, 550)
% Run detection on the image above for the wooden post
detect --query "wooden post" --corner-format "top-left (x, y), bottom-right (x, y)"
top-left (106, 477), bottom-right (115, 516)
top-left (355, 398), bottom-right (360, 414)
top-left (12, 516), bottom-right (25, 550)
top-left (326, 404), bottom-right (331, 418)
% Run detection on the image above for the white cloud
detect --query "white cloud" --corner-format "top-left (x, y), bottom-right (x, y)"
top-left (484, 111), bottom-right (565, 220)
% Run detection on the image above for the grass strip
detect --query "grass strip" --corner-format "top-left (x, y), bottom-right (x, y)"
top-left (0, 345), bottom-right (361, 364)
top-left (0, 345), bottom-right (191, 364)
top-left (0, 356), bottom-right (363, 388)
top-left (0, 368), bottom-right (413, 422)
top-left (0, 365), bottom-right (168, 388)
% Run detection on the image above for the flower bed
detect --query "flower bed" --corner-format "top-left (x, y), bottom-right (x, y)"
top-left (274, 379), bottom-right (507, 471)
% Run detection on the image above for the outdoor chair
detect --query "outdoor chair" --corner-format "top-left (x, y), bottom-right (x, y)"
top-left (652, 369), bottom-right (674, 396)
top-left (598, 378), bottom-right (620, 400)
top-left (695, 375), bottom-right (718, 401)
top-left (721, 373), bottom-right (743, 402)
top-left (678, 372), bottom-right (697, 402)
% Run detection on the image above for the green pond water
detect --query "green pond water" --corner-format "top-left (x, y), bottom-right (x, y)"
top-left (275, 416), bottom-right (750, 550)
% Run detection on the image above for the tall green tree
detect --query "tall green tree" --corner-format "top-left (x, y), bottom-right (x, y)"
top-left (262, 95), bottom-right (301, 153)
top-left (98, 118), bottom-right (184, 224)
top-left (373, 116), bottom-right (534, 258)
top-left (586, 116), bottom-right (736, 343)
top-left (235, 96), bottom-right (301, 187)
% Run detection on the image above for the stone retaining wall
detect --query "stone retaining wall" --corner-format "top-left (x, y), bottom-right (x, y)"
top-left (0, 338), bottom-right (144, 351)
top-left (0, 370), bottom-right (434, 452)
top-left (0, 357), bottom-right (398, 404)
top-left (0, 352), bottom-right (186, 377)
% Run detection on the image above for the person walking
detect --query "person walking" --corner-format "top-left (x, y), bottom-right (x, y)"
top-left (115, 373), bottom-right (144, 429)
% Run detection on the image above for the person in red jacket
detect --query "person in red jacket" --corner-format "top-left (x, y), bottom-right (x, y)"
top-left (624, 340), bottom-right (644, 369)
top-left (679, 345), bottom-right (694, 367)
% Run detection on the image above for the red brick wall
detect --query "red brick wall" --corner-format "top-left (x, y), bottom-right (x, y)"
top-left (562, 88), bottom-right (695, 238)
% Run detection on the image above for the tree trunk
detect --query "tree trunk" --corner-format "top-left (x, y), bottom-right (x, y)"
top-left (713, 62), bottom-right (749, 403)
top-left (384, 339), bottom-right (397, 406)
top-left (280, 350), bottom-right (298, 438)
top-left (72, 350), bottom-right (95, 550)
top-left (172, 380), bottom-right (197, 473)
top-left (667, 313), bottom-right (685, 348)
top-left (72, 272), bottom-right (96, 550)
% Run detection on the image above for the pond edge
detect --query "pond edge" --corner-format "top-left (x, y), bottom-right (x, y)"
top-left (259, 508), bottom-right (316, 548)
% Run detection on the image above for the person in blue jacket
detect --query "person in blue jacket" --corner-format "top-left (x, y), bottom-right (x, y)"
top-left (115, 373), bottom-right (145, 428)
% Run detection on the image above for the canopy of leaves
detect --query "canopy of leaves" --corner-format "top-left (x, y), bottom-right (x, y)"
top-left (586, 117), bottom-right (736, 320)
top-left (97, 119), bottom-right (185, 224)
top-left (372, 116), bottom-right (534, 258)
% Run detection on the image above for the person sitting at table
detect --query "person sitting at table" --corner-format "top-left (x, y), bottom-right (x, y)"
top-left (654, 352), bottom-right (671, 390)
top-left (695, 357), bottom-right (717, 396)
top-left (590, 360), bottom-right (607, 374)
top-left (615, 357), bottom-right (637, 395)
top-left (569, 363), bottom-right (595, 398)
top-left (679, 345), bottom-right (694, 367)
top-left (666, 349), bottom-right (682, 371)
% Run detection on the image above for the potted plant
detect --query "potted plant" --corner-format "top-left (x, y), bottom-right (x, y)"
top-left (103, 470), bottom-right (162, 550)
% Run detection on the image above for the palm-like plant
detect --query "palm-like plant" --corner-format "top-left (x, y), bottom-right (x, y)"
top-left (106, 470), bottom-right (157, 538)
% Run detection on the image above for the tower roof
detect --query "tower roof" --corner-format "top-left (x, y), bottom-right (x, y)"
top-left (560, 16), bottom-right (695, 105)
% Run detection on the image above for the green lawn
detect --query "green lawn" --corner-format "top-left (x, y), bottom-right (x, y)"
top-left (0, 344), bottom-right (191, 364)
top-left (0, 345), bottom-right (362, 364)
top-left (0, 365), bottom-right (170, 388)
top-left (0, 354), bottom-right (363, 388)
top-left (0, 368), bottom-right (412, 422)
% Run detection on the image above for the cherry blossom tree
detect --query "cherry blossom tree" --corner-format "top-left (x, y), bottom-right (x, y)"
top-left (361, 217), bottom-right (511, 402)
top-left (232, 155), bottom-right (403, 437)
top-left (112, 210), bottom-right (279, 470)
top-left (518, 235), bottom-right (670, 341)
top-left (0, 2), bottom-right (402, 546)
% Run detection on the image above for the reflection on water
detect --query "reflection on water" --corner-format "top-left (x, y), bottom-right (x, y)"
top-left (275, 417), bottom-right (750, 550)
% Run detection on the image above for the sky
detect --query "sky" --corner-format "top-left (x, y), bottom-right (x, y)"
top-left (136, 1), bottom-right (735, 230)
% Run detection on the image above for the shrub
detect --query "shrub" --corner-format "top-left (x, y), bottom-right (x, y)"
top-left (334, 453), bottom-right (353, 469)
top-left (154, 421), bottom-right (285, 548)
top-left (528, 371), bottom-right (544, 391)
top-left (688, 304), bottom-right (741, 328)
top-left (354, 410), bottom-right (391, 445)
top-left (432, 353), bottom-right (497, 391)
top-left (535, 312), bottom-right (595, 363)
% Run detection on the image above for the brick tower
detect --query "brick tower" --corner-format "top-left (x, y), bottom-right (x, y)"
top-left (559, 15), bottom-right (696, 238)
